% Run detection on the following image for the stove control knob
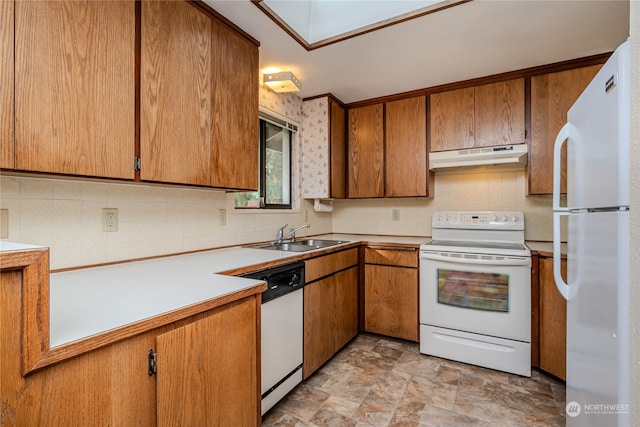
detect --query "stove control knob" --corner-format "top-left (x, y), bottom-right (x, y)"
top-left (511, 215), bottom-right (518, 222)
top-left (501, 215), bottom-right (508, 222)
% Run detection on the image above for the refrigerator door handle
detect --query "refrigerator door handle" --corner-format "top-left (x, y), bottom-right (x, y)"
top-left (552, 122), bottom-right (572, 212)
top-left (553, 211), bottom-right (574, 301)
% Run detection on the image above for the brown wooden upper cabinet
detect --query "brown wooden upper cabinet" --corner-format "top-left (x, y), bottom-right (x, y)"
top-left (211, 18), bottom-right (259, 191)
top-left (0, 0), bottom-right (14, 169)
top-left (348, 104), bottom-right (384, 198)
top-left (430, 78), bottom-right (525, 152)
top-left (385, 96), bottom-right (430, 197)
top-left (529, 65), bottom-right (602, 195)
top-left (141, 1), bottom-right (258, 189)
top-left (141, 1), bottom-right (213, 186)
top-left (14, 0), bottom-right (135, 179)
top-left (329, 98), bottom-right (347, 198)
top-left (430, 86), bottom-right (474, 151)
top-left (348, 96), bottom-right (431, 198)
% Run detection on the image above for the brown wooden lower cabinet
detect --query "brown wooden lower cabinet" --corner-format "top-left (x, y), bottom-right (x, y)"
top-left (538, 256), bottom-right (567, 380)
top-left (304, 266), bottom-right (358, 378)
top-left (334, 267), bottom-right (359, 351)
top-left (363, 247), bottom-right (419, 342)
top-left (304, 272), bottom-right (338, 377)
top-left (304, 249), bottom-right (359, 378)
top-left (156, 297), bottom-right (259, 426)
top-left (0, 252), bottom-right (261, 427)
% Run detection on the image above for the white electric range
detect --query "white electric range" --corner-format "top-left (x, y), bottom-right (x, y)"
top-left (419, 211), bottom-right (532, 377)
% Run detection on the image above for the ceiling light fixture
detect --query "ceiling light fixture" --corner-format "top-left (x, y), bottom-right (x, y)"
top-left (263, 71), bottom-right (301, 93)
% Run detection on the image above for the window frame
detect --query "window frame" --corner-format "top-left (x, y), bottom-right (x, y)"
top-left (259, 118), bottom-right (292, 210)
top-left (234, 112), bottom-right (297, 211)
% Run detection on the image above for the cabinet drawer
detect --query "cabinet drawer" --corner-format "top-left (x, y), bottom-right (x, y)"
top-left (365, 247), bottom-right (417, 268)
top-left (305, 248), bottom-right (358, 283)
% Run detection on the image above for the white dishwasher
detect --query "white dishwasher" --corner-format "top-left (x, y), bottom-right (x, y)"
top-left (242, 261), bottom-right (304, 415)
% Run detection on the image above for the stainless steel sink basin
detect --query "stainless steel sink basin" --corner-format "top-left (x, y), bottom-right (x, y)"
top-left (249, 239), bottom-right (348, 252)
top-left (250, 242), bottom-right (309, 252)
top-left (293, 239), bottom-right (348, 248)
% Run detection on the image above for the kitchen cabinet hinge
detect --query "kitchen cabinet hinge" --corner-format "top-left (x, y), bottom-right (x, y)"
top-left (134, 156), bottom-right (141, 172)
top-left (148, 349), bottom-right (157, 376)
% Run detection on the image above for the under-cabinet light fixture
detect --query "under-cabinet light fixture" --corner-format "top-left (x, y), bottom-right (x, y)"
top-left (263, 71), bottom-right (301, 93)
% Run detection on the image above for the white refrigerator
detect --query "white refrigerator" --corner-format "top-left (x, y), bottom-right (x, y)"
top-left (552, 39), bottom-right (630, 426)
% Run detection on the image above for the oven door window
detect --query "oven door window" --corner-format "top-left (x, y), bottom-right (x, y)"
top-left (437, 269), bottom-right (509, 312)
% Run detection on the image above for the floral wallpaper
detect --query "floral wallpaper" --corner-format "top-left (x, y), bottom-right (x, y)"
top-left (301, 97), bottom-right (330, 199)
top-left (259, 81), bottom-right (303, 123)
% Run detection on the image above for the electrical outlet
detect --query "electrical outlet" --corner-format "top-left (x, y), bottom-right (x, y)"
top-left (392, 209), bottom-right (400, 221)
top-left (102, 208), bottom-right (118, 232)
top-left (0, 209), bottom-right (8, 239)
top-left (218, 208), bottom-right (227, 226)
top-left (304, 209), bottom-right (309, 222)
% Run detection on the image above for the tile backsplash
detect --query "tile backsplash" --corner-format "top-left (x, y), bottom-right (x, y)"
top-left (332, 169), bottom-right (557, 241)
top-left (0, 168), bottom-right (557, 269)
top-left (0, 175), bottom-right (331, 269)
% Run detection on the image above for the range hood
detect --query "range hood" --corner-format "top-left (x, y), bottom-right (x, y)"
top-left (429, 144), bottom-right (528, 170)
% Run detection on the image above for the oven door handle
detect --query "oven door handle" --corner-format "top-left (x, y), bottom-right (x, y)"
top-left (420, 252), bottom-right (530, 267)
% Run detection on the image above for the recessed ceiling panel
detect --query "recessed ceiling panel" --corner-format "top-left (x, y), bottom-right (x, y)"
top-left (255, 0), bottom-right (471, 49)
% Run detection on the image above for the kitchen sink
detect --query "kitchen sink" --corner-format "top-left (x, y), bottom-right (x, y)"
top-left (292, 239), bottom-right (348, 248)
top-left (249, 239), bottom-right (349, 252)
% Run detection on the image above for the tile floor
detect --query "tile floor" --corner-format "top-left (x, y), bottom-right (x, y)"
top-left (263, 334), bottom-right (566, 426)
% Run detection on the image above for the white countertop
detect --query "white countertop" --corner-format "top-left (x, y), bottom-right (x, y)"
top-left (49, 234), bottom-right (427, 347)
top-left (0, 241), bottom-right (45, 252)
top-left (50, 247), bottom-right (301, 347)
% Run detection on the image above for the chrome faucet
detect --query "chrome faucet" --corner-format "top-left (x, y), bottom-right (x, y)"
top-left (276, 223), bottom-right (310, 243)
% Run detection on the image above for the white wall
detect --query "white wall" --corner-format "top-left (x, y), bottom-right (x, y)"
top-left (629, 1), bottom-right (639, 424)
top-left (332, 169), bottom-right (555, 241)
top-left (0, 86), bottom-right (333, 270)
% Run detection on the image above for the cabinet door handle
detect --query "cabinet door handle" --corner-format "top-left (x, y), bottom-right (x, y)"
top-left (148, 349), bottom-right (157, 376)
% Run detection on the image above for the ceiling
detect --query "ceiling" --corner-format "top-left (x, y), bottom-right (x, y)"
top-left (206, 0), bottom-right (630, 104)
top-left (254, 0), bottom-right (467, 48)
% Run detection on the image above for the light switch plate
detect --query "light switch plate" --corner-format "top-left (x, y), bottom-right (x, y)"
top-left (0, 209), bottom-right (8, 238)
